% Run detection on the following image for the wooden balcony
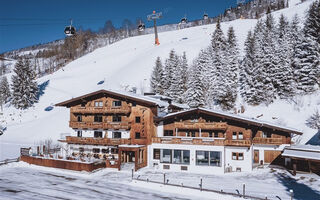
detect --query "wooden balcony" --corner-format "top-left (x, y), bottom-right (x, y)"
top-left (152, 137), bottom-right (225, 146)
top-left (65, 136), bottom-right (131, 145)
top-left (252, 137), bottom-right (289, 145)
top-left (69, 121), bottom-right (131, 130)
top-left (71, 106), bottom-right (131, 114)
top-left (224, 139), bottom-right (252, 147)
top-left (174, 122), bottom-right (227, 130)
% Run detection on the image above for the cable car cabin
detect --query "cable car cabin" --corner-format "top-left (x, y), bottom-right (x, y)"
top-left (64, 26), bottom-right (76, 36)
top-left (180, 17), bottom-right (187, 24)
top-left (138, 23), bottom-right (145, 32)
top-left (203, 13), bottom-right (208, 20)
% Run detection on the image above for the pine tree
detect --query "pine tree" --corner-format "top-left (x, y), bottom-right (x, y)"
top-left (223, 26), bottom-right (239, 109)
top-left (163, 49), bottom-right (179, 97)
top-left (170, 54), bottom-right (186, 103)
top-left (185, 61), bottom-right (205, 108)
top-left (208, 19), bottom-right (229, 108)
top-left (11, 58), bottom-right (38, 109)
top-left (0, 76), bottom-right (11, 106)
top-left (304, 0), bottom-right (320, 48)
top-left (240, 30), bottom-right (256, 103)
top-left (275, 14), bottom-right (296, 98)
top-left (150, 57), bottom-right (164, 94)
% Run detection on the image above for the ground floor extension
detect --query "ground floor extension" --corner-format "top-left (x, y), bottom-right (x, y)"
top-left (148, 143), bottom-right (289, 174)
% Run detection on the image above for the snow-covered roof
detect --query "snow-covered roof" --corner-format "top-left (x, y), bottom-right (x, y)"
top-left (161, 108), bottom-right (303, 135)
top-left (282, 145), bottom-right (320, 161)
top-left (119, 144), bottom-right (145, 148)
top-left (56, 89), bottom-right (169, 108)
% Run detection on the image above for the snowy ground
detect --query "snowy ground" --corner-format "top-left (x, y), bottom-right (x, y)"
top-left (0, 162), bottom-right (319, 200)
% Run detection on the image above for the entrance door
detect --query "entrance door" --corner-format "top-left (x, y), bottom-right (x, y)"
top-left (122, 151), bottom-right (135, 163)
top-left (254, 150), bottom-right (259, 164)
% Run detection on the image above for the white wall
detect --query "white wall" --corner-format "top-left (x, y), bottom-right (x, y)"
top-left (253, 144), bottom-right (289, 164)
top-left (225, 146), bottom-right (253, 172)
top-left (148, 143), bottom-right (225, 175)
top-left (72, 130), bottom-right (130, 139)
top-left (157, 123), bottom-right (163, 137)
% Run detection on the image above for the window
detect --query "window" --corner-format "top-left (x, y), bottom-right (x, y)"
top-left (262, 132), bottom-right (272, 138)
top-left (77, 115), bottom-right (82, 122)
top-left (77, 130), bottom-right (82, 137)
top-left (232, 132), bottom-right (237, 139)
top-left (182, 150), bottom-right (190, 164)
top-left (94, 115), bottom-right (103, 122)
top-left (79, 147), bottom-right (84, 152)
top-left (112, 115), bottom-right (121, 122)
top-left (232, 152), bottom-right (244, 160)
top-left (113, 132), bottom-right (121, 139)
top-left (135, 117), bottom-right (141, 123)
top-left (153, 149), bottom-right (160, 160)
top-left (196, 151), bottom-right (209, 165)
top-left (112, 100), bottom-right (122, 107)
top-left (209, 132), bottom-right (213, 137)
top-left (94, 131), bottom-right (103, 138)
top-left (93, 148), bottom-right (100, 153)
top-left (160, 149), bottom-right (172, 163)
top-left (111, 148), bottom-right (118, 154)
top-left (94, 101), bottom-right (103, 107)
top-left (102, 149), bottom-right (109, 153)
top-left (238, 132), bottom-right (243, 140)
top-left (210, 151), bottom-right (221, 166)
top-left (196, 151), bottom-right (221, 166)
top-left (164, 130), bottom-right (174, 136)
top-left (173, 150), bottom-right (182, 164)
top-left (214, 132), bottom-right (219, 138)
top-left (187, 131), bottom-right (196, 137)
top-left (135, 132), bottom-right (141, 139)
top-left (132, 102), bottom-right (136, 107)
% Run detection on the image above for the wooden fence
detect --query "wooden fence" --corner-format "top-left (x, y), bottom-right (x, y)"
top-left (0, 158), bottom-right (20, 166)
top-left (20, 155), bottom-right (105, 172)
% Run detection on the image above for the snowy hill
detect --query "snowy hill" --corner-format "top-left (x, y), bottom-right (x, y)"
top-left (0, 0), bottom-right (319, 160)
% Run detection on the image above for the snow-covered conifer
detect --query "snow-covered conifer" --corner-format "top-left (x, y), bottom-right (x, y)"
top-left (11, 58), bottom-right (38, 109)
top-left (0, 76), bottom-right (11, 105)
top-left (163, 49), bottom-right (179, 97)
top-left (150, 57), bottom-right (164, 94)
top-left (185, 61), bottom-right (205, 108)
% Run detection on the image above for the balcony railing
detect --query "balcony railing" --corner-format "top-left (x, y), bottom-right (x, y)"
top-left (71, 106), bottom-right (131, 114)
top-left (65, 136), bottom-right (131, 145)
top-left (69, 121), bottom-right (131, 130)
top-left (252, 137), bottom-right (288, 145)
top-left (174, 122), bottom-right (228, 130)
top-left (152, 137), bottom-right (225, 146)
top-left (224, 139), bottom-right (252, 147)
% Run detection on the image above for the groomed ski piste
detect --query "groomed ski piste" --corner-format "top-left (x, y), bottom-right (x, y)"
top-left (0, 0), bottom-right (319, 199)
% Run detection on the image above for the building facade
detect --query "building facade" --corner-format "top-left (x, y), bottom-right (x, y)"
top-left (56, 90), bottom-right (302, 173)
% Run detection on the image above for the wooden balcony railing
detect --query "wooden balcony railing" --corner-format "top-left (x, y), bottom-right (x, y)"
top-left (71, 106), bottom-right (131, 114)
top-left (224, 139), bottom-right (252, 147)
top-left (252, 137), bottom-right (288, 145)
top-left (69, 121), bottom-right (131, 130)
top-left (65, 136), bottom-right (131, 145)
top-left (151, 137), bottom-right (225, 146)
top-left (174, 122), bottom-right (227, 130)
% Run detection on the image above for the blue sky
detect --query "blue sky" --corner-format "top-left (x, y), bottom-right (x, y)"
top-left (0, 0), bottom-right (240, 53)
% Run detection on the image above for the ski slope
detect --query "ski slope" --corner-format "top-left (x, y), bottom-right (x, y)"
top-left (0, 0), bottom-right (318, 160)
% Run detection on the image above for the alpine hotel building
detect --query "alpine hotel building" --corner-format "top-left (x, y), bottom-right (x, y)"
top-left (56, 89), bottom-right (303, 174)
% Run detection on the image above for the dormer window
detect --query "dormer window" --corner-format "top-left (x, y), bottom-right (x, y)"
top-left (112, 100), bottom-right (122, 107)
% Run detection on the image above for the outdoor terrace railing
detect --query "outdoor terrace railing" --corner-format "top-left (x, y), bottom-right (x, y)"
top-left (252, 137), bottom-right (288, 145)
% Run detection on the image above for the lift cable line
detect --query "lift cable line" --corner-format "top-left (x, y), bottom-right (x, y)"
top-left (147, 10), bottom-right (162, 45)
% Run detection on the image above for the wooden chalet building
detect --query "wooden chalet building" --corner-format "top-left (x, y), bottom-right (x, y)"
top-left (56, 89), bottom-right (172, 171)
top-left (149, 108), bottom-right (303, 174)
top-left (56, 90), bottom-right (303, 173)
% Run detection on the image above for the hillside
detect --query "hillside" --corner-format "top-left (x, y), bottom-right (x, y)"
top-left (0, 0), bottom-right (319, 160)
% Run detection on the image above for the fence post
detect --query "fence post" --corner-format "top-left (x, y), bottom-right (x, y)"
top-left (163, 173), bottom-right (166, 185)
top-left (200, 178), bottom-right (203, 191)
top-left (243, 183), bottom-right (245, 198)
top-left (290, 189), bottom-right (293, 200)
top-left (131, 168), bottom-right (134, 180)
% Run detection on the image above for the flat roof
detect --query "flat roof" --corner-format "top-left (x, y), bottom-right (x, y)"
top-left (282, 145), bottom-right (320, 161)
